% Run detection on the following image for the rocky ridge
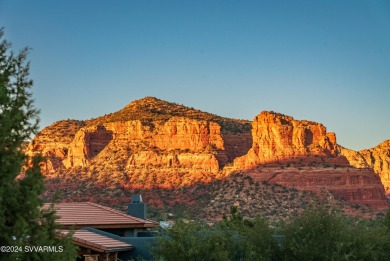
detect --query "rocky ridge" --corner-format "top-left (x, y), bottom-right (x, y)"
top-left (28, 97), bottom-right (252, 186)
top-left (340, 140), bottom-right (390, 194)
top-left (27, 97), bottom-right (388, 209)
top-left (230, 111), bottom-right (386, 208)
top-left (233, 111), bottom-right (339, 169)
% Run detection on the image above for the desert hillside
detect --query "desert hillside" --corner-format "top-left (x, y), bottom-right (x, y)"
top-left (27, 97), bottom-right (389, 214)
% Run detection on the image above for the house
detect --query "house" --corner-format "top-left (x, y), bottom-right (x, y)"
top-left (60, 229), bottom-right (133, 261)
top-left (45, 195), bottom-right (159, 261)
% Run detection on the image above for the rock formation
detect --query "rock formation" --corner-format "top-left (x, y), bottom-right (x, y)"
top-left (27, 97), bottom-right (252, 185)
top-left (26, 97), bottom-right (388, 208)
top-left (246, 166), bottom-right (387, 208)
top-left (340, 140), bottom-right (390, 193)
top-left (231, 111), bottom-right (387, 208)
top-left (26, 120), bottom-right (85, 172)
top-left (233, 111), bottom-right (340, 169)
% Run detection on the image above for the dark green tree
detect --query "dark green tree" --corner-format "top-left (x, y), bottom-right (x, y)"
top-left (281, 207), bottom-right (349, 260)
top-left (152, 220), bottom-right (231, 261)
top-left (281, 206), bottom-right (390, 260)
top-left (221, 206), bottom-right (279, 260)
top-left (0, 29), bottom-right (76, 260)
top-left (384, 206), bottom-right (390, 232)
top-left (152, 207), bottom-right (279, 261)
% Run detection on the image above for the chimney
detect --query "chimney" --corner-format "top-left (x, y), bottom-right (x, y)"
top-left (128, 195), bottom-right (147, 220)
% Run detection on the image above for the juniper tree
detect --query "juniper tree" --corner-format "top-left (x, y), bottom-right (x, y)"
top-left (0, 29), bottom-right (76, 260)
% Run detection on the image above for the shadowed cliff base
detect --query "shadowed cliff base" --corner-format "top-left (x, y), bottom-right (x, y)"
top-left (232, 156), bottom-right (388, 209)
top-left (43, 168), bottom-right (387, 225)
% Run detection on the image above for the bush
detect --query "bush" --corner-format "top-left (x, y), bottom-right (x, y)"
top-left (152, 207), bottom-right (279, 260)
top-left (282, 207), bottom-right (349, 260)
top-left (281, 207), bottom-right (390, 260)
top-left (152, 220), bottom-right (231, 261)
top-left (152, 206), bottom-right (390, 260)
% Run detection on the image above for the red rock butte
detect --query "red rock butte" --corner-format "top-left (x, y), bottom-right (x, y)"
top-left (26, 97), bottom-right (389, 209)
top-left (231, 111), bottom-right (387, 209)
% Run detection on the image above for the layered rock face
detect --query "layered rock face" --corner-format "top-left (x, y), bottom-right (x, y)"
top-left (246, 166), bottom-right (387, 208)
top-left (231, 111), bottom-right (387, 208)
top-left (27, 98), bottom-right (388, 208)
top-left (234, 111), bottom-right (340, 169)
top-left (27, 97), bottom-right (252, 186)
top-left (59, 117), bottom-right (251, 172)
top-left (340, 140), bottom-right (390, 193)
top-left (63, 125), bottom-right (113, 168)
top-left (26, 120), bottom-right (86, 172)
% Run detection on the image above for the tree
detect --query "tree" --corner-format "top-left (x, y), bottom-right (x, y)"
top-left (152, 207), bottom-right (280, 261)
top-left (221, 206), bottom-right (280, 260)
top-left (281, 206), bottom-right (390, 260)
top-left (152, 220), bottom-right (231, 261)
top-left (0, 29), bottom-right (76, 260)
top-left (281, 207), bottom-right (349, 260)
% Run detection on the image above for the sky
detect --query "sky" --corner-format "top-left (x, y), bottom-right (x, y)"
top-left (0, 0), bottom-right (389, 151)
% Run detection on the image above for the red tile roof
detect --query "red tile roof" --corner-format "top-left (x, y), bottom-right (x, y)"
top-left (61, 230), bottom-right (133, 253)
top-left (44, 202), bottom-right (158, 229)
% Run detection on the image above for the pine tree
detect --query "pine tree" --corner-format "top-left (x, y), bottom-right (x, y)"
top-left (0, 29), bottom-right (76, 260)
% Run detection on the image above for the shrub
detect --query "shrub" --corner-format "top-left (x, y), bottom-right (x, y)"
top-left (281, 207), bottom-right (390, 260)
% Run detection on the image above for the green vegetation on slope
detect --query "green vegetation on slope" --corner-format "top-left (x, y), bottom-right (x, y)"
top-left (34, 120), bottom-right (86, 143)
top-left (89, 96), bottom-right (251, 133)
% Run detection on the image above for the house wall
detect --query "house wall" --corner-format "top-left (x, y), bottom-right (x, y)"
top-left (117, 237), bottom-right (156, 261)
top-left (81, 227), bottom-right (156, 261)
top-left (100, 227), bottom-right (151, 237)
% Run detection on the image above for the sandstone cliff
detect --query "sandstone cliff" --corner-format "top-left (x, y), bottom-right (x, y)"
top-left (27, 98), bottom-right (388, 208)
top-left (245, 166), bottom-right (387, 208)
top-left (26, 120), bottom-right (85, 172)
top-left (233, 111), bottom-right (341, 169)
top-left (60, 117), bottom-right (252, 174)
top-left (28, 97), bottom-right (252, 186)
top-left (340, 140), bottom-right (390, 193)
top-left (231, 111), bottom-right (387, 208)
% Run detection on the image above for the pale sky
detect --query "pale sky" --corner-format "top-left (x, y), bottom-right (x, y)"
top-left (1, 0), bottom-right (389, 151)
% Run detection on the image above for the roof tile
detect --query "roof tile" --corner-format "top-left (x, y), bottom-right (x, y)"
top-left (43, 202), bottom-right (158, 229)
top-left (61, 230), bottom-right (133, 253)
